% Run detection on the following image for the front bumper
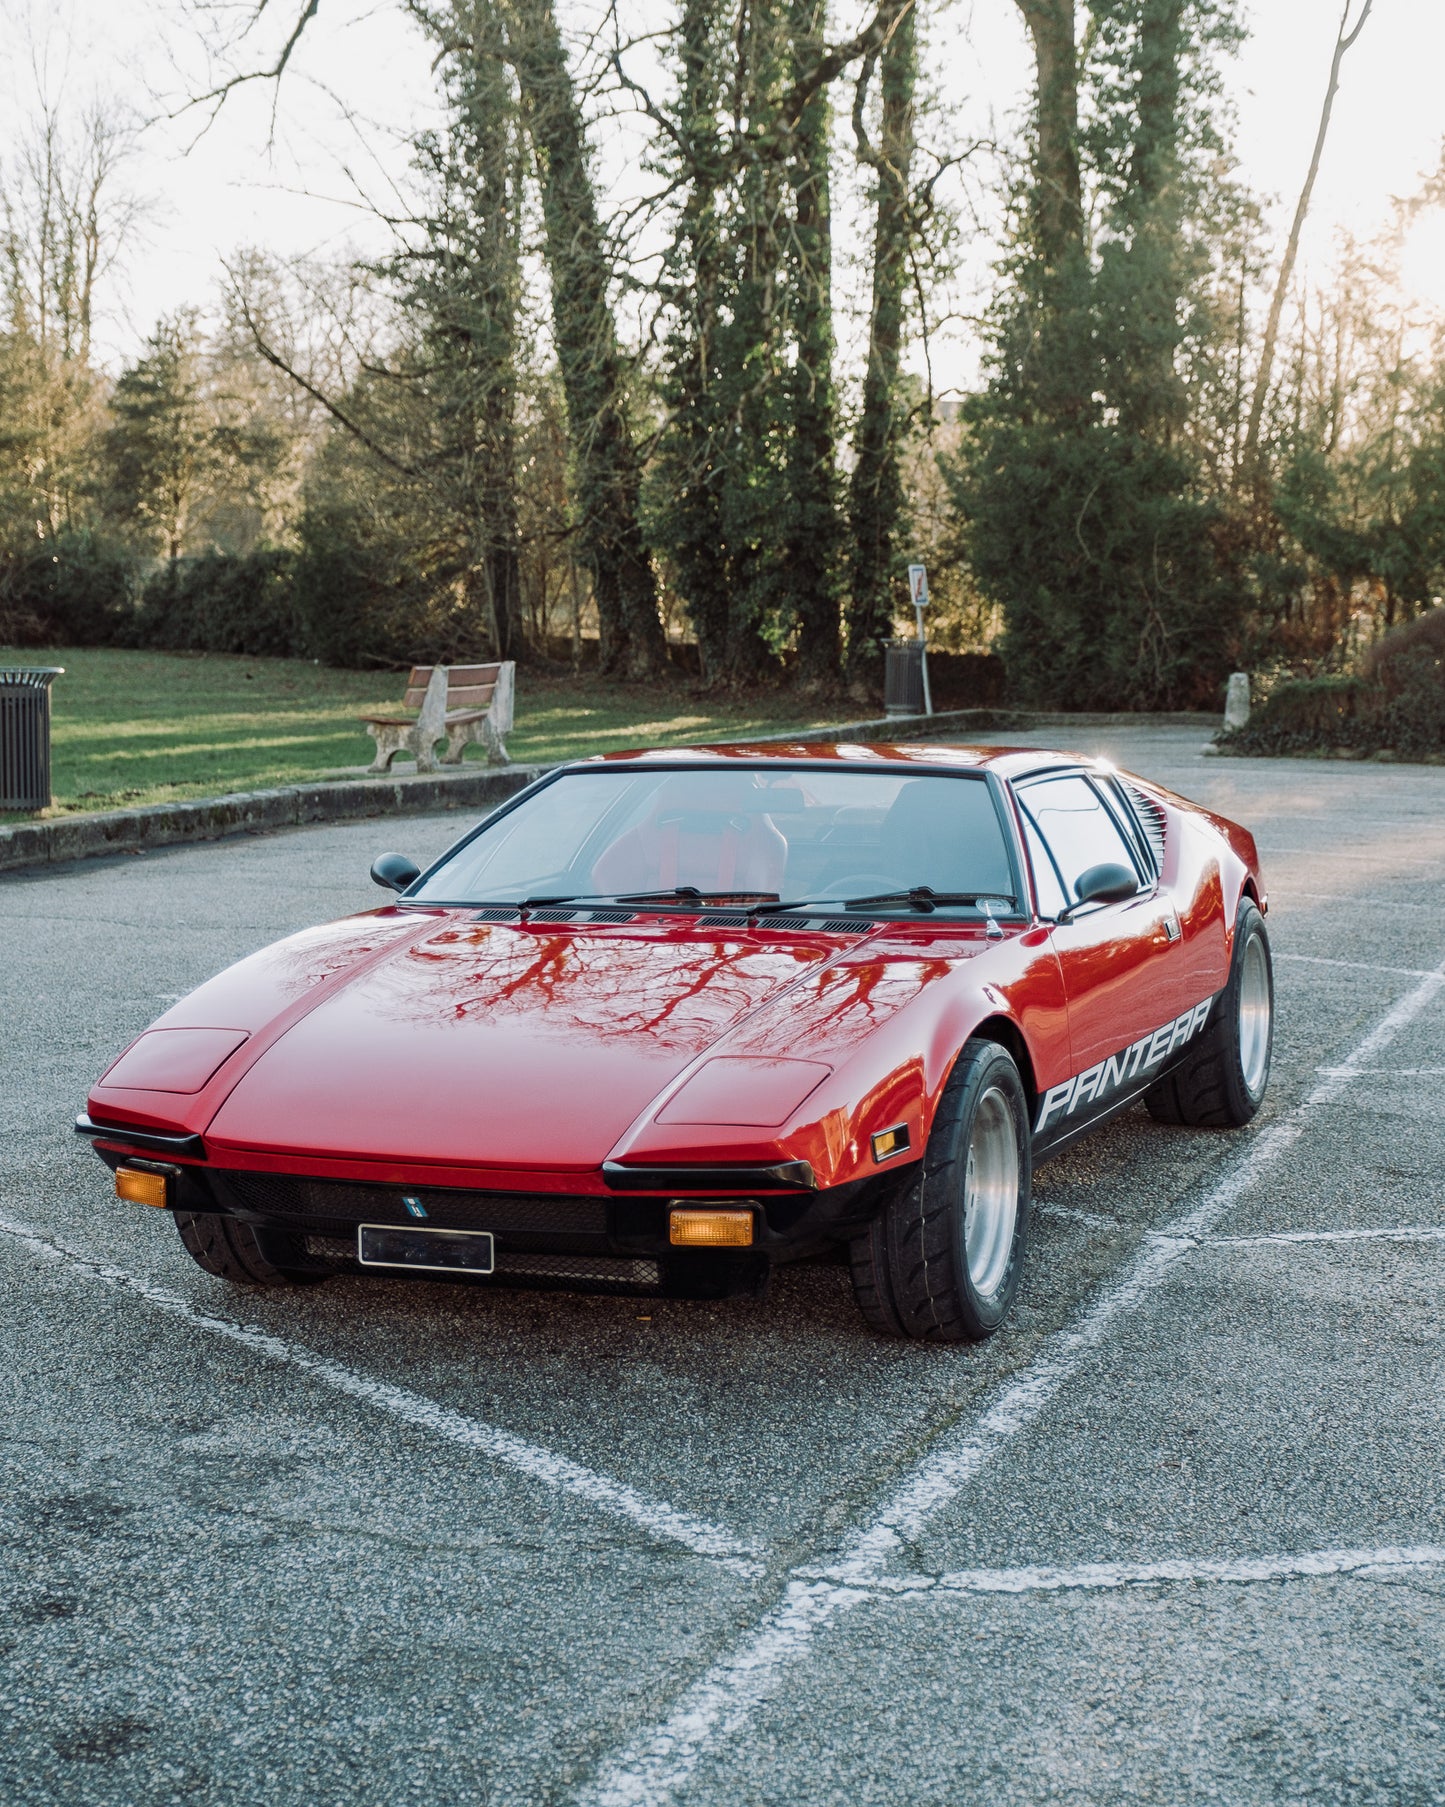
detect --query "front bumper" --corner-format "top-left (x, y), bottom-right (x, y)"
top-left (86, 1143), bottom-right (900, 1298)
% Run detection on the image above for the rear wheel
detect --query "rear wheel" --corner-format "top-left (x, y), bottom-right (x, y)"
top-left (174, 1211), bottom-right (325, 1287)
top-left (1146, 898), bottom-right (1273, 1128)
top-left (849, 1038), bottom-right (1032, 1343)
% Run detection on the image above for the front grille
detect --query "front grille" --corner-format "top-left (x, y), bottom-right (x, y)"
top-left (218, 1173), bottom-right (608, 1245)
top-left (298, 1234), bottom-right (660, 1292)
top-left (495, 1253), bottom-right (661, 1288)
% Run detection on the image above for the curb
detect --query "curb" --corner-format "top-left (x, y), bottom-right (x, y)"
top-left (0, 766), bottom-right (545, 877)
top-left (0, 708), bottom-right (1222, 876)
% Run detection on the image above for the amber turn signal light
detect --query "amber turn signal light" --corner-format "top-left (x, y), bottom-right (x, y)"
top-left (669, 1207), bottom-right (754, 1248)
top-left (870, 1123), bottom-right (911, 1163)
top-left (115, 1167), bottom-right (170, 1209)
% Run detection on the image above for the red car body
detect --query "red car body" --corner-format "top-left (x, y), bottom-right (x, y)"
top-left (79, 743), bottom-right (1266, 1298)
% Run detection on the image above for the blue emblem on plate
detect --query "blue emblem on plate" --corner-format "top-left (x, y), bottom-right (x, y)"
top-left (402, 1196), bottom-right (428, 1220)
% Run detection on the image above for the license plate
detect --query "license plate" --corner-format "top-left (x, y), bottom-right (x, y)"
top-left (357, 1223), bottom-right (495, 1274)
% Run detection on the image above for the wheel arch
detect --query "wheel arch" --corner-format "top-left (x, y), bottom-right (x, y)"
top-left (963, 1013), bottom-right (1039, 1126)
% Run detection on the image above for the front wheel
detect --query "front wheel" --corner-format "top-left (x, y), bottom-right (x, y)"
top-left (175, 1211), bottom-right (326, 1288)
top-left (849, 1038), bottom-right (1032, 1343)
top-left (1146, 897), bottom-right (1273, 1128)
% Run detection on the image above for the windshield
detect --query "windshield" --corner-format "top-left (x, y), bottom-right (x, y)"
top-left (409, 767), bottom-right (1019, 912)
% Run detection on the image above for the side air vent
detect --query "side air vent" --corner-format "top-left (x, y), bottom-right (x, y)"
top-left (473, 908), bottom-right (522, 923)
top-left (1125, 782), bottom-right (1168, 872)
top-left (584, 908), bottom-right (638, 924)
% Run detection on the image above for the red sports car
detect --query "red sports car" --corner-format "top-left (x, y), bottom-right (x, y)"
top-left (78, 743), bottom-right (1272, 1342)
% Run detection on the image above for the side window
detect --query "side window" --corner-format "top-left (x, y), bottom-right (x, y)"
top-left (1099, 776), bottom-right (1155, 878)
top-left (1020, 812), bottom-right (1068, 919)
top-left (1020, 775), bottom-right (1139, 911)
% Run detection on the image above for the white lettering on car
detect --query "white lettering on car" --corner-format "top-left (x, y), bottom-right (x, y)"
top-left (1034, 994), bottom-right (1220, 1136)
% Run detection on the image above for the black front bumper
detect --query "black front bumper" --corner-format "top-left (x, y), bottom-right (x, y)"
top-left (89, 1150), bottom-right (901, 1298)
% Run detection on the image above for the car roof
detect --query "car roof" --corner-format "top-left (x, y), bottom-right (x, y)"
top-left (577, 741), bottom-right (1105, 783)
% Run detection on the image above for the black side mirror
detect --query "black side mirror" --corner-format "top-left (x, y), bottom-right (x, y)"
top-left (1057, 861), bottom-right (1138, 923)
top-left (370, 851), bottom-right (421, 893)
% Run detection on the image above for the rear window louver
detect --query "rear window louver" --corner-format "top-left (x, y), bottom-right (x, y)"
top-left (1125, 783), bottom-right (1168, 871)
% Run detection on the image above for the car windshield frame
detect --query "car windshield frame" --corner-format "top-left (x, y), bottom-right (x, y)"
top-left (400, 760), bottom-right (1031, 920)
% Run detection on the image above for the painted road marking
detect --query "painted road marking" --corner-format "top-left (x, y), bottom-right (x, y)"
top-left (797, 1544), bottom-right (1445, 1598)
top-left (579, 954), bottom-right (1445, 1807)
top-left (1209, 1225), bottom-right (1445, 1248)
top-left (0, 1212), bottom-right (763, 1576)
top-left (1275, 953), bottom-right (1438, 979)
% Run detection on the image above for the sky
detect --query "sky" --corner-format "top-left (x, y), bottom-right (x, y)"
top-left (2, 0), bottom-right (1442, 385)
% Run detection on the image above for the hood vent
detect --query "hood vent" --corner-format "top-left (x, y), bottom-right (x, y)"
top-left (529, 908), bottom-right (578, 923)
top-left (473, 908), bottom-right (522, 923)
top-left (584, 908), bottom-right (639, 924)
top-left (696, 911), bottom-right (750, 926)
top-left (760, 915), bottom-right (815, 931)
top-left (819, 917), bottom-right (874, 933)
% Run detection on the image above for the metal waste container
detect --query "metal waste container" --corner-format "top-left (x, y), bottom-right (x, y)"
top-left (0, 667), bottom-right (63, 811)
top-left (883, 639), bottom-right (924, 717)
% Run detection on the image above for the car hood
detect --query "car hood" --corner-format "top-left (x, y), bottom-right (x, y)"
top-left (203, 917), bottom-right (836, 1170)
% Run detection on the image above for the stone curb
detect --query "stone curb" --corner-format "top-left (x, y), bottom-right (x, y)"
top-left (0, 707), bottom-right (1221, 876)
top-left (0, 766), bottom-right (546, 876)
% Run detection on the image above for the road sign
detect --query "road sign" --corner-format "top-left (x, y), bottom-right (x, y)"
top-left (908, 563), bottom-right (929, 608)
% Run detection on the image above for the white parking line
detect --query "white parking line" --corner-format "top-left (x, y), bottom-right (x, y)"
top-left (800, 1544), bottom-right (1445, 1597)
top-left (580, 953), bottom-right (1445, 1807)
top-left (1210, 1226), bottom-right (1445, 1248)
top-left (1316, 1066), bottom-right (1445, 1077)
top-left (0, 1211), bottom-right (763, 1576)
top-left (1275, 954), bottom-right (1437, 979)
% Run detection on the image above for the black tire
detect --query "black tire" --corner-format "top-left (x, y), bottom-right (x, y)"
top-left (849, 1038), bottom-right (1032, 1343)
top-left (1146, 897), bottom-right (1273, 1128)
top-left (174, 1211), bottom-right (326, 1288)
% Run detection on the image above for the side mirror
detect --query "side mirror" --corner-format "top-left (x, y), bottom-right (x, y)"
top-left (1057, 861), bottom-right (1138, 923)
top-left (370, 851), bottom-right (421, 893)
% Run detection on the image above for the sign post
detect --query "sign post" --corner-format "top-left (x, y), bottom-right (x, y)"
top-left (907, 563), bottom-right (933, 716)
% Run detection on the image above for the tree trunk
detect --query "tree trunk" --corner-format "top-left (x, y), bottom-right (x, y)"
top-left (786, 0), bottom-right (843, 690)
top-left (846, 0), bottom-right (915, 688)
top-left (502, 0), bottom-right (669, 678)
top-left (1014, 0), bottom-right (1082, 279)
top-left (665, 0), bottom-right (732, 681)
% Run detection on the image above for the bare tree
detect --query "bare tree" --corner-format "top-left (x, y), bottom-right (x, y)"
top-left (1242, 0), bottom-right (1374, 474)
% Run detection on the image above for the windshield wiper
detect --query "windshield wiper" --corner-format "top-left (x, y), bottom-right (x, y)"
top-left (503, 887), bottom-right (781, 911)
top-left (752, 888), bottom-right (1015, 917)
top-left (842, 887), bottom-right (1017, 914)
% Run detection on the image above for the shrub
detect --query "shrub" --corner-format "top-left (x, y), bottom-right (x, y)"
top-left (1222, 611), bottom-right (1444, 759)
top-left (133, 550), bottom-right (305, 658)
top-left (0, 531), bottom-right (134, 645)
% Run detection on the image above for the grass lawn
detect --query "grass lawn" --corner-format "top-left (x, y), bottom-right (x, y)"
top-left (1, 646), bottom-right (829, 820)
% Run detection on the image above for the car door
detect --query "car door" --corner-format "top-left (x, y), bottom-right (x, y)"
top-left (1016, 772), bottom-right (1197, 1139)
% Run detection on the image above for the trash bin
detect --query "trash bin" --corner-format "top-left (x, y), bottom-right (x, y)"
top-left (883, 639), bottom-right (924, 717)
top-left (0, 667), bottom-right (63, 812)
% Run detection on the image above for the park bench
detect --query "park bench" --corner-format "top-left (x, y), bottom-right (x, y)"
top-left (359, 662), bottom-right (515, 774)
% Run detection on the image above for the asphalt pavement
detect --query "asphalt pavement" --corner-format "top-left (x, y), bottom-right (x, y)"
top-left (2, 725), bottom-right (1443, 1806)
